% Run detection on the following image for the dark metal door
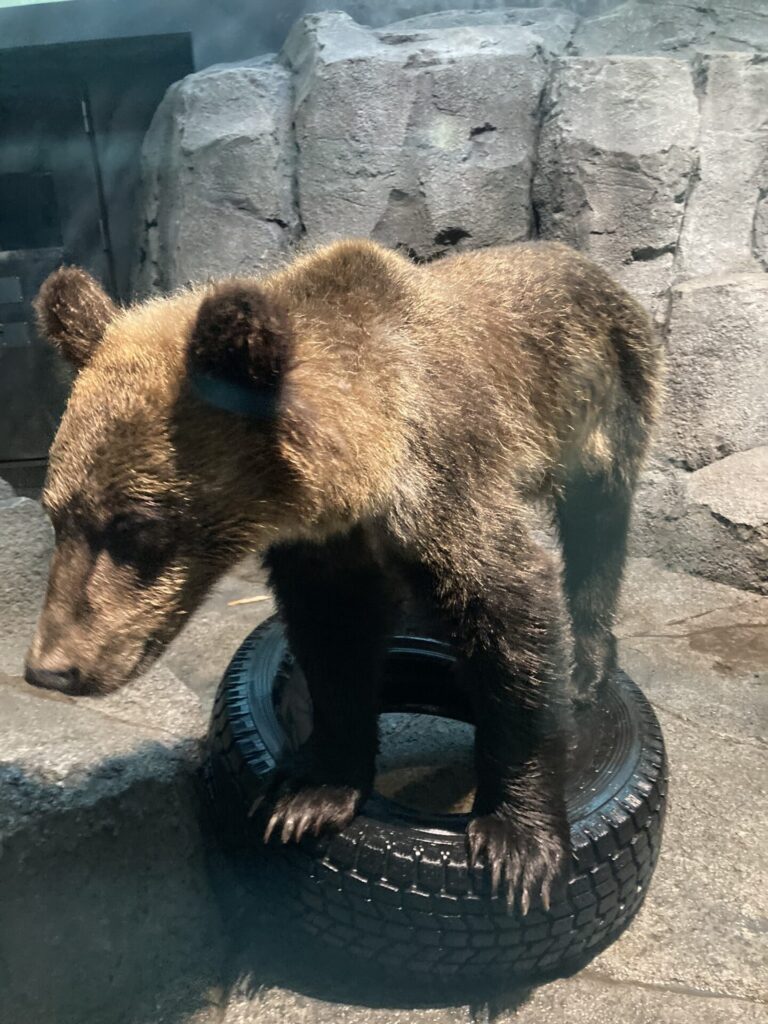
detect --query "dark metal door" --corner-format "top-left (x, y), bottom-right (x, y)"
top-left (0, 34), bottom-right (193, 488)
top-left (0, 78), bottom-right (113, 470)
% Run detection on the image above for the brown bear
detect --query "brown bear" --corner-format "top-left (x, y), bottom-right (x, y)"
top-left (25, 238), bottom-right (661, 911)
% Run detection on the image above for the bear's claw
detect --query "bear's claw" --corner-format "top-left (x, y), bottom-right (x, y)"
top-left (264, 782), bottom-right (362, 844)
top-left (467, 813), bottom-right (568, 914)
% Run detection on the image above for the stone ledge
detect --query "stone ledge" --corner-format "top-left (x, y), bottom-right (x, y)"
top-left (631, 448), bottom-right (768, 595)
top-left (687, 445), bottom-right (768, 528)
top-left (0, 676), bottom-right (224, 1024)
top-left (384, 7), bottom-right (578, 55)
top-left (0, 675), bottom-right (201, 836)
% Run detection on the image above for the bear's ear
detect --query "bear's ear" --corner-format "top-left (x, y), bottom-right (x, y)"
top-left (186, 281), bottom-right (293, 419)
top-left (34, 267), bottom-right (118, 369)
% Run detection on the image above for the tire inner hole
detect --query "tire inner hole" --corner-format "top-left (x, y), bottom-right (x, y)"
top-left (376, 712), bottom-right (476, 815)
top-left (276, 648), bottom-right (478, 816)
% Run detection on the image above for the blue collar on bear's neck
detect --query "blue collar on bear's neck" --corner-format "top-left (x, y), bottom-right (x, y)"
top-left (189, 371), bottom-right (278, 420)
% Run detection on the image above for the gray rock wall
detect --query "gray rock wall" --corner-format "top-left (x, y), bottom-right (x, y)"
top-left (137, 59), bottom-right (298, 291)
top-left (532, 55), bottom-right (700, 319)
top-left (133, 5), bottom-right (768, 593)
top-left (285, 14), bottom-right (549, 258)
top-left (676, 54), bottom-right (768, 279)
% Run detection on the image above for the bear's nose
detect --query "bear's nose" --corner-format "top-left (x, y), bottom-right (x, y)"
top-left (24, 663), bottom-right (82, 694)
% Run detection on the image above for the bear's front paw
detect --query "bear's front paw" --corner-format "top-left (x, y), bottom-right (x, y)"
top-left (263, 782), bottom-right (363, 844)
top-left (467, 813), bottom-right (569, 914)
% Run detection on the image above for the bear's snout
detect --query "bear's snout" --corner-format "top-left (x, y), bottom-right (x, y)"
top-left (24, 663), bottom-right (87, 696)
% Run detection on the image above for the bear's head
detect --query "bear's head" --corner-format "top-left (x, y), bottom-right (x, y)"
top-left (23, 266), bottom-right (324, 695)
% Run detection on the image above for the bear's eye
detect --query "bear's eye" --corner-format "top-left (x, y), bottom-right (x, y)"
top-left (103, 512), bottom-right (173, 579)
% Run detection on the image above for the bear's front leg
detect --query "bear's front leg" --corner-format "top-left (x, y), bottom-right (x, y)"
top-left (467, 696), bottom-right (570, 914)
top-left (262, 528), bottom-right (395, 843)
top-left (446, 527), bottom-right (572, 913)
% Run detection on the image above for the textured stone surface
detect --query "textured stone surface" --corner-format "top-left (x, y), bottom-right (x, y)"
top-left (0, 496), bottom-right (53, 614)
top-left (136, 11), bottom-right (554, 280)
top-left (284, 12), bottom-right (547, 259)
top-left (208, 973), bottom-right (768, 1024)
top-left (609, 561), bottom-right (768, 1002)
top-left (628, 459), bottom-right (688, 557)
top-left (676, 54), bottom-right (768, 280)
top-left (218, 978), bottom-right (767, 1024)
top-left (157, 568), bottom-right (274, 705)
top-left (385, 6), bottom-right (579, 54)
top-left (0, 678), bottom-right (194, 836)
top-left (0, 495), bottom-right (53, 677)
top-left (617, 559), bottom-right (767, 742)
top-left (133, 58), bottom-right (298, 296)
top-left (220, 991), bottom-right (470, 1024)
top-left (687, 445), bottom-right (768, 529)
top-left (634, 450), bottom-right (768, 599)
top-left (631, 270), bottom-right (768, 587)
top-left (665, 448), bottom-right (768, 594)
top-left (498, 975), bottom-right (766, 1023)
top-left (661, 275), bottom-right (768, 470)
top-left (573, 0), bottom-right (768, 55)
top-left (533, 55), bottom-right (699, 318)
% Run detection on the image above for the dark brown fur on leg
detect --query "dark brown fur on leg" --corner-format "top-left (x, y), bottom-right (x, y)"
top-left (419, 517), bottom-right (573, 913)
top-left (556, 469), bottom-right (633, 704)
top-left (467, 700), bottom-right (570, 914)
top-left (261, 527), bottom-right (396, 843)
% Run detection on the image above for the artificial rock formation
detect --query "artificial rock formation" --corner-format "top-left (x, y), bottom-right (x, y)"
top-left (137, 60), bottom-right (297, 290)
top-left (533, 55), bottom-right (699, 320)
top-left (133, 5), bottom-right (768, 592)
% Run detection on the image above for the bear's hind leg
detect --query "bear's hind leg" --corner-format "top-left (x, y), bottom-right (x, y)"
top-left (555, 468), bottom-right (633, 704)
top-left (261, 527), bottom-right (395, 843)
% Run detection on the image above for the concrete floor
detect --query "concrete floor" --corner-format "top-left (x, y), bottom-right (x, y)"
top-left (0, 531), bottom-right (766, 1022)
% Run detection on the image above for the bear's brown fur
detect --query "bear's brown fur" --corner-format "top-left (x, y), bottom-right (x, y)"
top-left (26, 238), bottom-right (661, 910)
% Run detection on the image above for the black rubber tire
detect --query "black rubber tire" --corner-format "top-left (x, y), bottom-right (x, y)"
top-left (205, 616), bottom-right (667, 981)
